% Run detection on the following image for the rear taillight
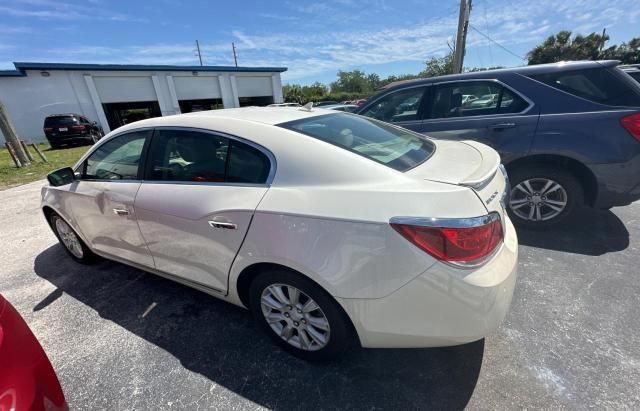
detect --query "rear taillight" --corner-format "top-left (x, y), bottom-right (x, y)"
top-left (43, 127), bottom-right (53, 132)
top-left (391, 212), bottom-right (504, 267)
top-left (621, 113), bottom-right (640, 142)
top-left (71, 125), bottom-right (86, 130)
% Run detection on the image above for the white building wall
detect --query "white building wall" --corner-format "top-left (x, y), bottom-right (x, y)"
top-left (0, 68), bottom-right (284, 143)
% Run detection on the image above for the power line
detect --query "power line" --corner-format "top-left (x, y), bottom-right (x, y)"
top-left (468, 24), bottom-right (526, 61)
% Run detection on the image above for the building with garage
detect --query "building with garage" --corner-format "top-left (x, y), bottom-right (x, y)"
top-left (0, 62), bottom-right (286, 143)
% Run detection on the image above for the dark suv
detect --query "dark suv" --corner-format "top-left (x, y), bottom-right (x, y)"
top-left (357, 60), bottom-right (640, 228)
top-left (620, 64), bottom-right (640, 84)
top-left (43, 114), bottom-right (103, 149)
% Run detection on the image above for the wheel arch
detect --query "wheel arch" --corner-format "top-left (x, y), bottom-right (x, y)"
top-left (505, 154), bottom-right (598, 206)
top-left (235, 262), bottom-right (360, 345)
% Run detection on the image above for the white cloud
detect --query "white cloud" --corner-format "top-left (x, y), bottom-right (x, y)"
top-left (3, 0), bottom-right (637, 82)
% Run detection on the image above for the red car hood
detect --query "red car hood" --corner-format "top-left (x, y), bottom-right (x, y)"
top-left (0, 294), bottom-right (66, 411)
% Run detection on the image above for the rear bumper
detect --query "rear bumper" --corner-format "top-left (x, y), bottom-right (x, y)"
top-left (589, 155), bottom-right (640, 208)
top-left (45, 132), bottom-right (90, 143)
top-left (338, 217), bottom-right (518, 348)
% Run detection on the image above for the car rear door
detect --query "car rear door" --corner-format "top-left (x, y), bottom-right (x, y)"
top-left (133, 128), bottom-right (273, 293)
top-left (68, 129), bottom-right (154, 266)
top-left (417, 80), bottom-right (539, 163)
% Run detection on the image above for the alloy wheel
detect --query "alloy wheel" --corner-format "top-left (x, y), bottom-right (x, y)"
top-left (509, 178), bottom-right (568, 222)
top-left (260, 284), bottom-right (331, 351)
top-left (55, 218), bottom-right (84, 258)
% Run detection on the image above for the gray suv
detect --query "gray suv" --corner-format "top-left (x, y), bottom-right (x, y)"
top-left (357, 60), bottom-right (640, 228)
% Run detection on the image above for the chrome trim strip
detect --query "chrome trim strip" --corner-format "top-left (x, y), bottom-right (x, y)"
top-left (498, 164), bottom-right (510, 210)
top-left (360, 83), bottom-right (431, 115)
top-left (365, 78), bottom-right (535, 120)
top-left (389, 212), bottom-right (500, 228)
top-left (74, 125), bottom-right (278, 187)
top-left (428, 78), bottom-right (535, 115)
top-left (152, 126), bottom-right (277, 185)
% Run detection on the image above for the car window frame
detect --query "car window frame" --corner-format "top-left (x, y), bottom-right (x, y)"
top-left (359, 84), bottom-right (431, 124)
top-left (424, 78), bottom-right (534, 121)
top-left (141, 126), bottom-right (276, 187)
top-left (78, 128), bottom-right (153, 182)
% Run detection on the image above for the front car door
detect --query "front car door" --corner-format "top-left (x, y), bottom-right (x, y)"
top-left (133, 128), bottom-right (273, 292)
top-left (67, 129), bottom-right (154, 266)
top-left (418, 80), bottom-right (539, 163)
top-left (358, 85), bottom-right (429, 133)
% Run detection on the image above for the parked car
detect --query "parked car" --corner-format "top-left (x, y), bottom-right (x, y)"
top-left (0, 294), bottom-right (67, 410)
top-left (620, 64), bottom-right (640, 83)
top-left (353, 99), bottom-right (368, 107)
top-left (323, 104), bottom-right (359, 112)
top-left (43, 107), bottom-right (517, 360)
top-left (313, 101), bottom-right (339, 107)
top-left (357, 60), bottom-right (640, 228)
top-left (43, 113), bottom-right (103, 149)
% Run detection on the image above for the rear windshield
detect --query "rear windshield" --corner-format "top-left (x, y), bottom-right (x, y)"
top-left (626, 71), bottom-right (640, 84)
top-left (45, 116), bottom-right (78, 126)
top-left (279, 113), bottom-right (435, 172)
top-left (527, 67), bottom-right (640, 107)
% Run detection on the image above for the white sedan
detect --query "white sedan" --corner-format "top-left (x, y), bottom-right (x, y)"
top-left (42, 107), bottom-right (518, 360)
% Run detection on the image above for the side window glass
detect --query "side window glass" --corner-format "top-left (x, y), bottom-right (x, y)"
top-left (227, 142), bottom-right (271, 184)
top-left (498, 88), bottom-right (529, 114)
top-left (84, 130), bottom-right (149, 180)
top-left (148, 130), bottom-right (229, 182)
top-left (361, 87), bottom-right (426, 123)
top-left (430, 82), bottom-right (528, 119)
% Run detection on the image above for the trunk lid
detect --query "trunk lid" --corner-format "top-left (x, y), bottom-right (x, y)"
top-left (407, 139), bottom-right (508, 218)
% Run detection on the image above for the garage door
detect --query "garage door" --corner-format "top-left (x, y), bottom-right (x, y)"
top-left (94, 76), bottom-right (157, 103)
top-left (174, 76), bottom-right (221, 100)
top-left (236, 77), bottom-right (272, 97)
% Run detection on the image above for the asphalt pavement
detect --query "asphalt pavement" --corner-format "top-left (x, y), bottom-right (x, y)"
top-left (1, 180), bottom-right (639, 409)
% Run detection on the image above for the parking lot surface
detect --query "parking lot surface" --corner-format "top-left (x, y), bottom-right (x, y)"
top-left (2, 180), bottom-right (639, 409)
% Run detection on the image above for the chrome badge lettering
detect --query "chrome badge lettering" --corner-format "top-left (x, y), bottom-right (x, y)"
top-left (485, 190), bottom-right (499, 205)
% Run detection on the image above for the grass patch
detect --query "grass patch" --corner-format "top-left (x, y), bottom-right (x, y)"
top-left (0, 143), bottom-right (89, 189)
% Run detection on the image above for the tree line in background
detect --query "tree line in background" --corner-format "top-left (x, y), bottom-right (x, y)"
top-left (283, 30), bottom-right (640, 104)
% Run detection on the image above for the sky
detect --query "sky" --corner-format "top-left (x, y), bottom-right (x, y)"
top-left (0, 0), bottom-right (639, 85)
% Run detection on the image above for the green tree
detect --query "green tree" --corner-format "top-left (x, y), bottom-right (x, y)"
top-left (330, 69), bottom-right (371, 93)
top-left (602, 37), bottom-right (640, 64)
top-left (283, 84), bottom-right (304, 104)
top-left (419, 52), bottom-right (454, 77)
top-left (527, 31), bottom-right (640, 64)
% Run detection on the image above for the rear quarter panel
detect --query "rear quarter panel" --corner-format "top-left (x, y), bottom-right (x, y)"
top-left (531, 109), bottom-right (640, 164)
top-left (229, 182), bottom-right (489, 300)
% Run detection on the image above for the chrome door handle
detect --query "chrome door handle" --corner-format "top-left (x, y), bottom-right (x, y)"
top-left (488, 122), bottom-right (516, 130)
top-left (208, 221), bottom-right (237, 230)
top-left (113, 208), bottom-right (130, 216)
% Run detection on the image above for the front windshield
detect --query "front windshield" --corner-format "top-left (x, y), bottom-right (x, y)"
top-left (279, 113), bottom-right (435, 172)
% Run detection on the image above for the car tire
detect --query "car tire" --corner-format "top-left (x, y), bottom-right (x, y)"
top-left (249, 269), bottom-right (354, 361)
top-left (507, 165), bottom-right (584, 229)
top-left (49, 142), bottom-right (60, 150)
top-left (50, 214), bottom-right (96, 264)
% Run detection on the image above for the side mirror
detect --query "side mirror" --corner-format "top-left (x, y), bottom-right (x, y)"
top-left (47, 167), bottom-right (76, 187)
top-left (92, 121), bottom-right (98, 126)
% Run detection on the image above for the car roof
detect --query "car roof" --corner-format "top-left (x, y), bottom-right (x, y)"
top-left (46, 113), bottom-right (80, 117)
top-left (146, 106), bottom-right (336, 126)
top-left (379, 60), bottom-right (620, 92)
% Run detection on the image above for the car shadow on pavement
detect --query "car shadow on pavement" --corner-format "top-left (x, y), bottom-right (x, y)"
top-left (516, 207), bottom-right (630, 256)
top-left (34, 244), bottom-right (483, 410)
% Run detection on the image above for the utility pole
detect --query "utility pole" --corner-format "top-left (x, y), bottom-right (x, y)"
top-left (195, 40), bottom-right (203, 66)
top-left (452, 0), bottom-right (472, 74)
top-left (232, 42), bottom-right (238, 67)
top-left (0, 101), bottom-right (30, 167)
